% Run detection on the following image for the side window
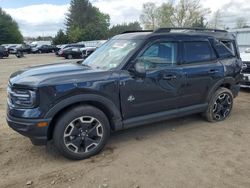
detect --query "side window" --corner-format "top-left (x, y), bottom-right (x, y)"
top-left (184, 41), bottom-right (215, 64)
top-left (140, 42), bottom-right (177, 70)
top-left (215, 41), bottom-right (235, 58)
top-left (221, 41), bottom-right (236, 56)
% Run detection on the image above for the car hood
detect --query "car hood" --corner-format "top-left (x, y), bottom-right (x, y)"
top-left (9, 62), bottom-right (107, 87)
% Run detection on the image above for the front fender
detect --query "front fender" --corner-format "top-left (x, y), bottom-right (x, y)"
top-left (45, 94), bottom-right (123, 130)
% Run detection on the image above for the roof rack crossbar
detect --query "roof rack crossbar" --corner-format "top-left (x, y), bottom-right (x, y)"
top-left (154, 27), bottom-right (227, 33)
top-left (122, 30), bottom-right (153, 34)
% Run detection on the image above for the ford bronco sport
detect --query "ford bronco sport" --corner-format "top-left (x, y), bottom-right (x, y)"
top-left (6, 28), bottom-right (243, 160)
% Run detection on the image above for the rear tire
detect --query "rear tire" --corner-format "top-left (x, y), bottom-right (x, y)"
top-left (204, 87), bottom-right (234, 122)
top-left (53, 105), bottom-right (110, 160)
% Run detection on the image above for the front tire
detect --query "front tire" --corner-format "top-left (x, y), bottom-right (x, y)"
top-left (205, 87), bottom-right (234, 122)
top-left (53, 105), bottom-right (110, 160)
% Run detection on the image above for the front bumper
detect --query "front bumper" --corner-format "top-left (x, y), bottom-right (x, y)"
top-left (6, 115), bottom-right (51, 145)
top-left (240, 74), bottom-right (250, 88)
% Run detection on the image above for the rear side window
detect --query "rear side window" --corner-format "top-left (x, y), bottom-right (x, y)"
top-left (184, 41), bottom-right (215, 64)
top-left (214, 41), bottom-right (235, 59)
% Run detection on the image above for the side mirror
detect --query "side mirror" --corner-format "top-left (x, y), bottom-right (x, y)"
top-left (129, 59), bottom-right (146, 78)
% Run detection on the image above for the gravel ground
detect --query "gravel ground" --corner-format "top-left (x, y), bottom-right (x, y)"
top-left (0, 54), bottom-right (250, 188)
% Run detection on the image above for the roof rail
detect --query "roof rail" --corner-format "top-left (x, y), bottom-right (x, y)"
top-left (154, 27), bottom-right (227, 33)
top-left (122, 30), bottom-right (153, 34)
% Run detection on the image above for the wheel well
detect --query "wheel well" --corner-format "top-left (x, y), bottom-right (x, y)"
top-left (47, 101), bottom-right (116, 140)
top-left (219, 83), bottom-right (231, 90)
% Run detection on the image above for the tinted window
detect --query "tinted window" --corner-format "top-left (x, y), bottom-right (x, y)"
top-left (221, 41), bottom-right (236, 56)
top-left (140, 42), bottom-right (178, 70)
top-left (215, 41), bottom-right (235, 58)
top-left (184, 41), bottom-right (215, 63)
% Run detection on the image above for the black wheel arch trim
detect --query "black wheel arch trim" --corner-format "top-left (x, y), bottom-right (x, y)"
top-left (44, 94), bottom-right (123, 131)
top-left (206, 77), bottom-right (238, 102)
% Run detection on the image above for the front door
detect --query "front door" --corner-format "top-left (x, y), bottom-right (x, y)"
top-left (120, 41), bottom-right (185, 119)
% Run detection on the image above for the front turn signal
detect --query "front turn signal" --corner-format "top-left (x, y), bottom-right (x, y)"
top-left (37, 122), bottom-right (48, 127)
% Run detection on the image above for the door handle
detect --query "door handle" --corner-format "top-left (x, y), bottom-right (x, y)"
top-left (162, 74), bottom-right (177, 80)
top-left (208, 69), bottom-right (219, 74)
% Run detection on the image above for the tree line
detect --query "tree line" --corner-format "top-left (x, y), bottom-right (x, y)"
top-left (140, 0), bottom-right (250, 30)
top-left (53, 0), bottom-right (142, 45)
top-left (0, 8), bottom-right (23, 44)
top-left (1, 0), bottom-right (250, 45)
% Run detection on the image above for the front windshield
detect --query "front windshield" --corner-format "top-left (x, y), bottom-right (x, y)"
top-left (83, 39), bottom-right (142, 70)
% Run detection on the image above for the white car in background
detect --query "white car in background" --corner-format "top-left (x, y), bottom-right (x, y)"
top-left (240, 49), bottom-right (250, 88)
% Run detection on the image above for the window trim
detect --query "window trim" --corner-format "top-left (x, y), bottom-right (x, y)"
top-left (182, 41), bottom-right (217, 65)
top-left (135, 39), bottom-right (181, 69)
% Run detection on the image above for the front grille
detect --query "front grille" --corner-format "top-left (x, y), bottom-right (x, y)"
top-left (242, 61), bottom-right (250, 73)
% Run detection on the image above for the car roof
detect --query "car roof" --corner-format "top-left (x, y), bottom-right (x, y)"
top-left (113, 28), bottom-right (235, 41)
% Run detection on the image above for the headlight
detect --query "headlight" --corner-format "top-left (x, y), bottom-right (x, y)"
top-left (7, 87), bottom-right (37, 108)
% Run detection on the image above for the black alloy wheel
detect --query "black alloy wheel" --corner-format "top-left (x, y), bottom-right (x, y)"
top-left (53, 105), bottom-right (110, 160)
top-left (63, 116), bottom-right (104, 153)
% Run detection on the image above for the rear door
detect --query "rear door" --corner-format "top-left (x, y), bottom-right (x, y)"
top-left (179, 40), bottom-right (224, 108)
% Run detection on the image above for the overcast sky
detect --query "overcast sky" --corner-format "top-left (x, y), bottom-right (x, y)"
top-left (0, 0), bottom-right (249, 37)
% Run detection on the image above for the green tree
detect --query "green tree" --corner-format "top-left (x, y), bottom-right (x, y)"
top-left (53, 29), bottom-right (68, 45)
top-left (108, 22), bottom-right (142, 38)
top-left (140, 0), bottom-right (210, 29)
top-left (172, 0), bottom-right (210, 27)
top-left (156, 2), bottom-right (174, 27)
top-left (0, 8), bottom-right (23, 44)
top-left (66, 0), bottom-right (110, 42)
top-left (192, 17), bottom-right (207, 28)
top-left (140, 2), bottom-right (157, 30)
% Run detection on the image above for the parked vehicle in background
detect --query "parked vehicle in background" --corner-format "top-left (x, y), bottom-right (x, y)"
top-left (61, 46), bottom-right (96, 59)
top-left (6, 28), bottom-right (243, 160)
top-left (8, 45), bottom-right (20, 54)
top-left (240, 49), bottom-right (250, 88)
top-left (82, 47), bottom-right (96, 59)
top-left (0, 46), bottom-right (9, 58)
top-left (4, 44), bottom-right (19, 54)
top-left (8, 44), bottom-right (32, 54)
top-left (31, 45), bottom-right (57, 54)
top-left (30, 41), bottom-right (52, 47)
top-left (56, 44), bottom-right (85, 56)
top-left (59, 47), bottom-right (82, 59)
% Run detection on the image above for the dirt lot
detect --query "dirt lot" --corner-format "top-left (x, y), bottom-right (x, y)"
top-left (0, 54), bottom-right (250, 188)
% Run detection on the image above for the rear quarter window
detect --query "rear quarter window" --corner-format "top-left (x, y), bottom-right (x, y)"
top-left (214, 41), bottom-right (235, 59)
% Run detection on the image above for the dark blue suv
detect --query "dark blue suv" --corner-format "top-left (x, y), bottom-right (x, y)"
top-left (6, 28), bottom-right (243, 160)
